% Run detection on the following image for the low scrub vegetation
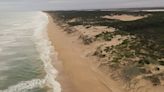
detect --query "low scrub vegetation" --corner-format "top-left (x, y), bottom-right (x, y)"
top-left (47, 11), bottom-right (164, 86)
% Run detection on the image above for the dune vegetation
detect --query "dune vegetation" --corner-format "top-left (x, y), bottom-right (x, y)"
top-left (48, 11), bottom-right (164, 89)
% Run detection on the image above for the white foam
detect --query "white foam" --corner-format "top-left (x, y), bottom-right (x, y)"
top-left (33, 12), bottom-right (61, 92)
top-left (0, 12), bottom-right (61, 92)
top-left (0, 79), bottom-right (45, 92)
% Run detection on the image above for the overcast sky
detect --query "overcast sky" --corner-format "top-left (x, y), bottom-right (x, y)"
top-left (0, 0), bottom-right (164, 11)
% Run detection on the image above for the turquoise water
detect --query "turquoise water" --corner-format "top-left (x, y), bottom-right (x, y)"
top-left (0, 12), bottom-right (61, 92)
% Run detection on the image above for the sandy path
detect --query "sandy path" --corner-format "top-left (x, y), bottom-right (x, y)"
top-left (47, 15), bottom-right (114, 92)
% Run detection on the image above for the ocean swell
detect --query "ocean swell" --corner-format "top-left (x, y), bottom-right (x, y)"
top-left (0, 12), bottom-right (61, 92)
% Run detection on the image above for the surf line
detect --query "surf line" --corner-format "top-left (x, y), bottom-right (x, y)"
top-left (33, 12), bottom-right (61, 92)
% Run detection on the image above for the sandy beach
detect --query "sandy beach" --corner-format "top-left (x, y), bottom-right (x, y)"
top-left (46, 11), bottom-right (164, 92)
top-left (46, 15), bottom-right (125, 92)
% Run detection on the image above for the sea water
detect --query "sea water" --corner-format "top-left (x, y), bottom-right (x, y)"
top-left (0, 12), bottom-right (61, 92)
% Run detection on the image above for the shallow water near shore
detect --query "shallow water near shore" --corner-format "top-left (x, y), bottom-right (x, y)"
top-left (0, 12), bottom-right (61, 92)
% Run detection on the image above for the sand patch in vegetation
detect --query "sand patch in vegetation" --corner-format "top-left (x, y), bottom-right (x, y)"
top-left (73, 25), bottom-right (115, 37)
top-left (102, 14), bottom-right (148, 21)
top-left (47, 11), bottom-right (164, 92)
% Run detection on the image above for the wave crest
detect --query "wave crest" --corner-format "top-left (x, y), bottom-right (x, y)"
top-left (33, 12), bottom-right (61, 92)
top-left (0, 79), bottom-right (45, 92)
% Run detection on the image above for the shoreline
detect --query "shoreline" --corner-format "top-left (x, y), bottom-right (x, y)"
top-left (47, 14), bottom-right (118, 92)
top-left (47, 15), bottom-right (76, 92)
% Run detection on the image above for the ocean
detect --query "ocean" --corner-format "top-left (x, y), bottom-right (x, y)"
top-left (0, 12), bottom-right (61, 92)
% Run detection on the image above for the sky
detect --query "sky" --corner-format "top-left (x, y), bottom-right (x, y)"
top-left (0, 0), bottom-right (164, 11)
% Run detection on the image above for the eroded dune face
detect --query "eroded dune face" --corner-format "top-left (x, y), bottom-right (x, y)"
top-left (101, 14), bottom-right (148, 21)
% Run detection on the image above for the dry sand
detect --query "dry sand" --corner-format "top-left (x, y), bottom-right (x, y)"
top-left (47, 14), bottom-right (164, 92)
top-left (73, 25), bottom-right (115, 37)
top-left (47, 15), bottom-right (127, 92)
top-left (102, 14), bottom-right (148, 21)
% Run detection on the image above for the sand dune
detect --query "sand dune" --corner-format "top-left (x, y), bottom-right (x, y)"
top-left (47, 15), bottom-right (128, 92)
top-left (102, 14), bottom-right (148, 21)
top-left (47, 14), bottom-right (164, 92)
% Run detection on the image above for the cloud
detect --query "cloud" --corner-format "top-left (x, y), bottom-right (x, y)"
top-left (0, 0), bottom-right (163, 11)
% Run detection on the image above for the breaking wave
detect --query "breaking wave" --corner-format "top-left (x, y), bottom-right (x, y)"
top-left (33, 12), bottom-right (61, 92)
top-left (0, 12), bottom-right (61, 92)
top-left (0, 79), bottom-right (45, 92)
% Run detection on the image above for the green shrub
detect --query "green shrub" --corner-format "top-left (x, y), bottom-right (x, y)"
top-left (122, 65), bottom-right (142, 81)
top-left (144, 76), bottom-right (161, 86)
top-left (159, 61), bottom-right (164, 66)
top-left (95, 32), bottom-right (113, 41)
